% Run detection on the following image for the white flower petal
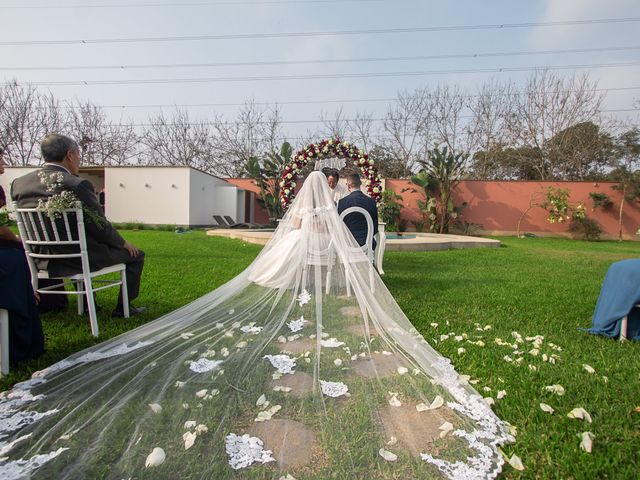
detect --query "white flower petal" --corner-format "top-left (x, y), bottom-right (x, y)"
top-left (145, 447), bottom-right (166, 467)
top-left (583, 364), bottom-right (596, 374)
top-left (378, 448), bottom-right (398, 461)
top-left (544, 384), bottom-right (565, 396)
top-left (389, 395), bottom-right (402, 407)
top-left (184, 420), bottom-right (196, 429)
top-left (497, 390), bottom-right (507, 400)
top-left (183, 431), bottom-right (197, 450)
top-left (507, 453), bottom-right (525, 471)
top-left (429, 395), bottom-right (444, 410)
top-left (539, 403), bottom-right (555, 414)
top-left (439, 421), bottom-right (454, 438)
top-left (397, 366), bottom-right (409, 375)
top-left (148, 403), bottom-right (162, 414)
top-left (579, 431), bottom-right (594, 453)
top-left (567, 407), bottom-right (592, 423)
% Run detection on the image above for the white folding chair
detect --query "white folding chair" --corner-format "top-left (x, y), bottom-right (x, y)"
top-left (15, 204), bottom-right (129, 337)
top-left (339, 206), bottom-right (375, 296)
top-left (0, 308), bottom-right (9, 375)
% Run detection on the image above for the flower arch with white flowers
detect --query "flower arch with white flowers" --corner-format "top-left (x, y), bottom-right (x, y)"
top-left (278, 139), bottom-right (382, 210)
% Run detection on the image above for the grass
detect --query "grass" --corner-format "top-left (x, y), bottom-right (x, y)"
top-left (2, 232), bottom-right (639, 478)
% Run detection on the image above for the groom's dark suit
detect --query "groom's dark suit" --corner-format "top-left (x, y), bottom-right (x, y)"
top-left (337, 189), bottom-right (379, 250)
top-left (11, 163), bottom-right (144, 310)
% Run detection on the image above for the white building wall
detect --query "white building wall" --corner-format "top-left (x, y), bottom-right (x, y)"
top-left (188, 168), bottom-right (229, 226)
top-left (105, 167), bottom-right (191, 225)
top-left (0, 167), bottom-right (39, 202)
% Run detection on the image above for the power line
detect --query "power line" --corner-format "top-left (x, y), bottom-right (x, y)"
top-left (44, 86), bottom-right (640, 110)
top-left (2, 17), bottom-right (639, 46)
top-left (95, 108), bottom-right (640, 127)
top-left (9, 61), bottom-right (640, 86)
top-left (2, 0), bottom-right (384, 9)
top-left (3, 45), bottom-right (639, 72)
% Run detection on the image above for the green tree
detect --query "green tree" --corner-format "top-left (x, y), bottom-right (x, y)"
top-left (608, 128), bottom-right (640, 240)
top-left (378, 189), bottom-right (403, 232)
top-left (544, 121), bottom-right (616, 180)
top-left (244, 141), bottom-right (291, 223)
top-left (416, 145), bottom-right (468, 233)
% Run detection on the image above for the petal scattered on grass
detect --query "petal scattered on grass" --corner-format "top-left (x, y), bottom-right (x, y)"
top-left (484, 397), bottom-right (495, 406)
top-left (389, 395), bottom-right (402, 407)
top-left (579, 431), bottom-right (594, 453)
top-left (497, 390), bottom-right (507, 400)
top-left (439, 421), bottom-right (454, 438)
top-left (583, 364), bottom-right (596, 374)
top-left (544, 384), bottom-right (565, 396)
top-left (145, 447), bottom-right (166, 467)
top-left (506, 453), bottom-right (525, 471)
top-left (539, 403), bottom-right (555, 414)
top-left (379, 448), bottom-right (398, 461)
top-left (567, 407), bottom-right (592, 423)
top-left (148, 403), bottom-right (162, 414)
top-left (183, 431), bottom-right (197, 450)
top-left (397, 366), bottom-right (409, 375)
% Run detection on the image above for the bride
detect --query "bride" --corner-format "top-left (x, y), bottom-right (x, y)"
top-left (0, 171), bottom-right (510, 479)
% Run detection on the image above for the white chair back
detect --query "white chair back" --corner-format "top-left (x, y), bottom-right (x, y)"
top-left (14, 203), bottom-right (129, 337)
top-left (339, 206), bottom-right (374, 264)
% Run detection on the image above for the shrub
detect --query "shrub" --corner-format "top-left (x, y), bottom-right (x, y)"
top-left (569, 216), bottom-right (603, 241)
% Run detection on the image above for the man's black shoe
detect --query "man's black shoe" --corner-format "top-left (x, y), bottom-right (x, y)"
top-left (112, 306), bottom-right (147, 318)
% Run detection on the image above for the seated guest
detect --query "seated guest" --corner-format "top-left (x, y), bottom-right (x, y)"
top-left (0, 150), bottom-right (68, 313)
top-left (0, 148), bottom-right (45, 364)
top-left (11, 134), bottom-right (146, 317)
top-left (337, 173), bottom-right (379, 251)
top-left (327, 169), bottom-right (348, 204)
top-left (585, 258), bottom-right (640, 340)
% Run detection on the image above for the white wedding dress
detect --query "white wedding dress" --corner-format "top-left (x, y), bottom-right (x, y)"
top-left (0, 172), bottom-right (511, 479)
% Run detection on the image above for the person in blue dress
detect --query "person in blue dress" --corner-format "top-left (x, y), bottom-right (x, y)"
top-left (0, 148), bottom-right (45, 365)
top-left (586, 258), bottom-right (640, 340)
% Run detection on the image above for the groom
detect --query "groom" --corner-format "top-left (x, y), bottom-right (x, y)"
top-left (337, 173), bottom-right (378, 251)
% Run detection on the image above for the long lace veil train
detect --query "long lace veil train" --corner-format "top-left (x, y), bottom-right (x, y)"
top-left (0, 171), bottom-right (511, 479)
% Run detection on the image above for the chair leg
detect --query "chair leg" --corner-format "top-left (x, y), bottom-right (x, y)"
top-left (620, 315), bottom-right (628, 342)
top-left (120, 268), bottom-right (130, 318)
top-left (0, 308), bottom-right (9, 376)
top-left (83, 276), bottom-right (99, 337)
top-left (76, 280), bottom-right (85, 316)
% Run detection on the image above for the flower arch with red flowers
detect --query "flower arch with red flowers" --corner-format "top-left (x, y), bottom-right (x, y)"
top-left (278, 139), bottom-right (382, 210)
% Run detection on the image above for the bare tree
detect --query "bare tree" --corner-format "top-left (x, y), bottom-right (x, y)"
top-left (467, 79), bottom-right (517, 179)
top-left (320, 106), bottom-right (351, 141)
top-left (0, 81), bottom-right (62, 166)
top-left (349, 111), bottom-right (376, 153)
top-left (380, 87), bottom-right (434, 176)
top-left (431, 84), bottom-right (468, 154)
top-left (505, 70), bottom-right (604, 180)
top-left (141, 108), bottom-right (214, 171)
top-left (64, 100), bottom-right (139, 166)
top-left (211, 100), bottom-right (283, 177)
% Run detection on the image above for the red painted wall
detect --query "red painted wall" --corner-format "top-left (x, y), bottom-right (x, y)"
top-left (386, 179), bottom-right (640, 239)
top-left (229, 177), bottom-right (640, 238)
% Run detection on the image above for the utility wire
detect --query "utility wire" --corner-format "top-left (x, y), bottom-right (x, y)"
top-left (3, 45), bottom-right (639, 72)
top-left (44, 86), bottom-right (640, 110)
top-left (9, 61), bottom-right (640, 86)
top-left (96, 108), bottom-right (640, 127)
top-left (2, 17), bottom-right (639, 46)
top-left (2, 0), bottom-right (385, 9)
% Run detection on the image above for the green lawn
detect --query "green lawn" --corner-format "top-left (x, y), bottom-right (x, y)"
top-left (2, 231), bottom-right (639, 478)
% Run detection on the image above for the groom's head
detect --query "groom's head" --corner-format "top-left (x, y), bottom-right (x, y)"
top-left (346, 173), bottom-right (361, 191)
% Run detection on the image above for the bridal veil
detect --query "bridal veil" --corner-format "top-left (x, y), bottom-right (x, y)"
top-left (0, 171), bottom-right (511, 479)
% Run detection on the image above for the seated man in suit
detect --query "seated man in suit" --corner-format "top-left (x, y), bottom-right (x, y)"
top-left (11, 134), bottom-right (146, 318)
top-left (337, 173), bottom-right (379, 251)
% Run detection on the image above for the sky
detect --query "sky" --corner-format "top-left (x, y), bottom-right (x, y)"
top-left (1, 0), bottom-right (640, 143)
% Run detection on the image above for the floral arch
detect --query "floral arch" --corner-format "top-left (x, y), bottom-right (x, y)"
top-left (278, 139), bottom-right (382, 210)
